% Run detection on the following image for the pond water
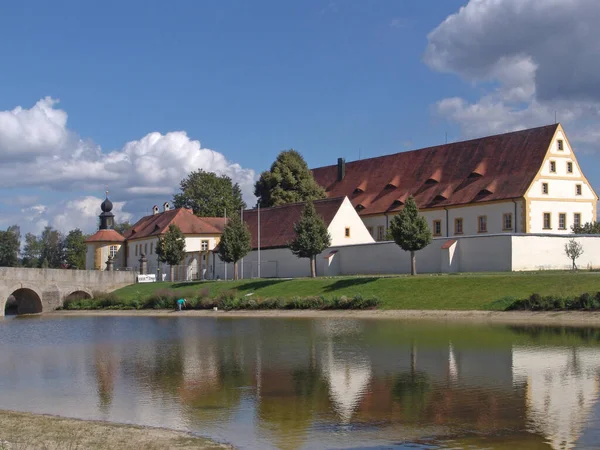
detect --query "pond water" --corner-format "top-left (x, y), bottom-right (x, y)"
top-left (1, 315), bottom-right (600, 449)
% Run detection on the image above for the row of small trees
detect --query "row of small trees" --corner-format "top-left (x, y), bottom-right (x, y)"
top-left (156, 195), bottom-right (431, 279)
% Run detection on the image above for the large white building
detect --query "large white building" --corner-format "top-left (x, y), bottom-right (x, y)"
top-left (312, 124), bottom-right (597, 239)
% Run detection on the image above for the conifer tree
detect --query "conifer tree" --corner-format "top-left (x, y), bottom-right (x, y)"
top-left (289, 201), bottom-right (331, 278)
top-left (217, 215), bottom-right (251, 280)
top-left (389, 196), bottom-right (432, 276)
top-left (156, 224), bottom-right (186, 281)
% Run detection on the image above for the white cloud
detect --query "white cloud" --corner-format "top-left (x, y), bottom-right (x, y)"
top-left (0, 98), bottom-right (257, 234)
top-left (424, 0), bottom-right (600, 146)
top-left (51, 196), bottom-right (132, 234)
top-left (0, 97), bottom-right (69, 160)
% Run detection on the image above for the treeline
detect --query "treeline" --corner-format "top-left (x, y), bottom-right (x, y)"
top-left (0, 225), bottom-right (87, 269)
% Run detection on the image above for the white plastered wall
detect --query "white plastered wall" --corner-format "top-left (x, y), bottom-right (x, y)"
top-left (214, 234), bottom-right (600, 278)
top-left (362, 200), bottom-right (523, 240)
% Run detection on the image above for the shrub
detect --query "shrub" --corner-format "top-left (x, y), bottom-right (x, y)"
top-left (505, 291), bottom-right (600, 311)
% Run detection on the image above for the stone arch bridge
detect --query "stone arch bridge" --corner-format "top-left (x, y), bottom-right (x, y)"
top-left (0, 267), bottom-right (136, 316)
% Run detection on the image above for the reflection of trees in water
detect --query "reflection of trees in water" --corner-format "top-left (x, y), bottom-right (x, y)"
top-left (94, 345), bottom-right (117, 415)
top-left (392, 371), bottom-right (432, 423)
top-left (508, 326), bottom-right (600, 345)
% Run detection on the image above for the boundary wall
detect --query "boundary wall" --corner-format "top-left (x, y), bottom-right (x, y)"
top-left (214, 234), bottom-right (600, 279)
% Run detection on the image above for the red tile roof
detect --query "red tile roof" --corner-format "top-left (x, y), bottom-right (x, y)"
top-left (85, 229), bottom-right (125, 243)
top-left (123, 208), bottom-right (227, 240)
top-left (312, 124), bottom-right (559, 216)
top-left (242, 197), bottom-right (345, 250)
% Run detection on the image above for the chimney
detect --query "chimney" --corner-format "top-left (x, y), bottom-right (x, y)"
top-left (337, 158), bottom-right (345, 181)
top-left (163, 202), bottom-right (170, 212)
top-left (152, 205), bottom-right (159, 215)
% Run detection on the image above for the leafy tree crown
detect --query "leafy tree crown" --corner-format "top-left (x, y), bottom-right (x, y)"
top-left (217, 215), bottom-right (251, 264)
top-left (63, 229), bottom-right (87, 269)
top-left (388, 196), bottom-right (432, 252)
top-left (173, 169), bottom-right (246, 217)
top-left (289, 201), bottom-right (332, 259)
top-left (254, 149), bottom-right (326, 207)
top-left (156, 224), bottom-right (186, 266)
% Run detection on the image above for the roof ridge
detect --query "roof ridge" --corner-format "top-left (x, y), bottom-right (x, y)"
top-left (244, 196), bottom-right (345, 213)
top-left (312, 124), bottom-right (559, 170)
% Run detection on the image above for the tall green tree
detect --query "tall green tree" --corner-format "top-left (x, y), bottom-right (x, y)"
top-left (289, 201), bottom-right (331, 278)
top-left (22, 232), bottom-right (41, 268)
top-left (388, 196), bottom-right (432, 276)
top-left (0, 225), bottom-right (20, 267)
top-left (156, 224), bottom-right (186, 281)
top-left (254, 150), bottom-right (326, 207)
top-left (572, 221), bottom-right (600, 234)
top-left (39, 226), bottom-right (64, 268)
top-left (173, 169), bottom-right (246, 217)
top-left (63, 229), bottom-right (87, 269)
top-left (217, 215), bottom-right (251, 280)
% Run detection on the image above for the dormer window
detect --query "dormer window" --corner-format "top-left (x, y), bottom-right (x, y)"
top-left (355, 204), bottom-right (365, 212)
top-left (163, 202), bottom-right (171, 212)
top-left (558, 140), bottom-right (564, 151)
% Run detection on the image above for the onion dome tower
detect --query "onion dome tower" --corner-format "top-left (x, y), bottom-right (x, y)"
top-left (99, 191), bottom-right (115, 230)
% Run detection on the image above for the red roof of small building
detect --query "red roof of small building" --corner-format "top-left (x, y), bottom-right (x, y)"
top-left (312, 124), bottom-right (559, 216)
top-left (85, 229), bottom-right (125, 243)
top-left (123, 208), bottom-right (227, 240)
top-left (242, 197), bottom-right (345, 250)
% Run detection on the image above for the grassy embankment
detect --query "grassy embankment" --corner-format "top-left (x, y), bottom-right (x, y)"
top-left (101, 271), bottom-right (600, 311)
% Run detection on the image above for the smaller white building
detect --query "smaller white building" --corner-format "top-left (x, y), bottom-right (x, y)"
top-left (214, 196), bottom-right (374, 279)
top-left (122, 202), bottom-right (227, 280)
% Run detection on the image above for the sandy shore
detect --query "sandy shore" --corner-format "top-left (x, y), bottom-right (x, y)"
top-left (48, 308), bottom-right (600, 326)
top-left (0, 410), bottom-right (231, 450)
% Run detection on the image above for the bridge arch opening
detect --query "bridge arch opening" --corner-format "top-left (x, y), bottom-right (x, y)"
top-left (64, 290), bottom-right (92, 304)
top-left (6, 288), bottom-right (43, 315)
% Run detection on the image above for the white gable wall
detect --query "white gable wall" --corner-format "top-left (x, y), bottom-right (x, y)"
top-left (328, 197), bottom-right (375, 245)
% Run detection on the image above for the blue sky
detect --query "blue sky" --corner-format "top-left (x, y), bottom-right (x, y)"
top-left (0, 0), bottom-right (599, 235)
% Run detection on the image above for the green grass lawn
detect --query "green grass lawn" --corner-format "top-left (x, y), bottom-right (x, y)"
top-left (111, 271), bottom-right (600, 311)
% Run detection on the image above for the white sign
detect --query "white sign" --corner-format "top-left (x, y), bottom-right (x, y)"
top-left (137, 274), bottom-right (156, 283)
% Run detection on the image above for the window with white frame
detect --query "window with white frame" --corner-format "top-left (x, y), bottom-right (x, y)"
top-left (454, 218), bottom-right (463, 234)
top-left (201, 240), bottom-right (209, 251)
top-left (377, 226), bottom-right (385, 241)
top-left (478, 216), bottom-right (487, 233)
top-left (543, 213), bottom-right (551, 229)
top-left (503, 213), bottom-right (513, 231)
top-left (558, 213), bottom-right (566, 230)
top-left (109, 245), bottom-right (118, 258)
top-left (542, 183), bottom-right (549, 195)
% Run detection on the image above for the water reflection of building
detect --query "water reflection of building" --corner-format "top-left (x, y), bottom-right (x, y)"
top-left (513, 346), bottom-right (600, 450)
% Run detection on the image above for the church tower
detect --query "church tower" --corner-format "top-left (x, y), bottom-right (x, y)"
top-left (84, 192), bottom-right (125, 270)
top-left (99, 191), bottom-right (115, 230)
